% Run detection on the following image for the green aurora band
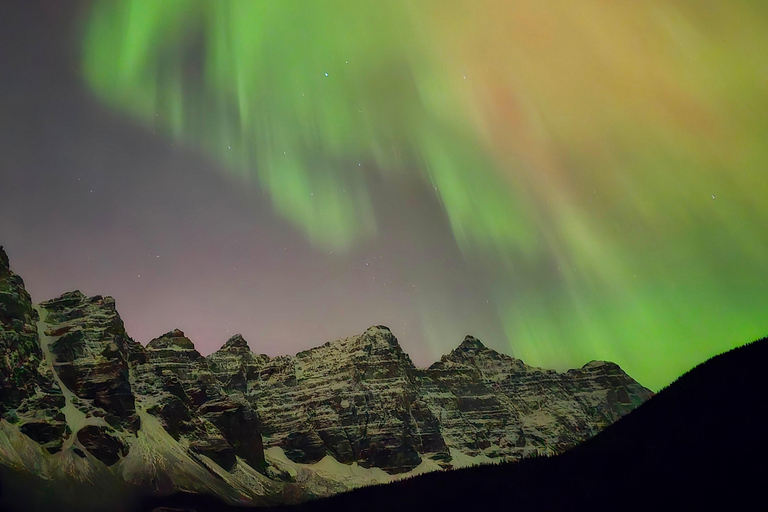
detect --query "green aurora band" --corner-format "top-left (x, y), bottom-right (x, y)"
top-left (82, 0), bottom-right (768, 390)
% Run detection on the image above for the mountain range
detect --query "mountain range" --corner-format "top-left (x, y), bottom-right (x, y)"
top-left (267, 333), bottom-right (768, 512)
top-left (0, 245), bottom-right (653, 511)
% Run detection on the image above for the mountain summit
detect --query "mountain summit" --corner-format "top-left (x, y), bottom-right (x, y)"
top-left (0, 246), bottom-right (653, 511)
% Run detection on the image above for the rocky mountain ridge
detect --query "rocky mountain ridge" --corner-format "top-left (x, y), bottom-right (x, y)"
top-left (0, 246), bottom-right (653, 510)
top-left (208, 326), bottom-right (652, 473)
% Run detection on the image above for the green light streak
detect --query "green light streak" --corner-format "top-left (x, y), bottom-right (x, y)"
top-left (82, 0), bottom-right (768, 390)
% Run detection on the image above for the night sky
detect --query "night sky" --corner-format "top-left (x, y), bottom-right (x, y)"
top-left (2, 1), bottom-right (767, 390)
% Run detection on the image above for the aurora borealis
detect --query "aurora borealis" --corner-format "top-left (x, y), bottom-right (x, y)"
top-left (2, 1), bottom-right (767, 390)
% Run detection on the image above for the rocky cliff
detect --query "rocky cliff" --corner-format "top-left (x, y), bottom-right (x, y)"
top-left (36, 290), bottom-right (139, 464)
top-left (0, 247), bottom-right (68, 454)
top-left (131, 328), bottom-right (265, 472)
top-left (208, 326), bottom-right (449, 473)
top-left (417, 336), bottom-right (650, 460)
top-left (0, 245), bottom-right (653, 510)
top-left (205, 329), bottom-right (652, 473)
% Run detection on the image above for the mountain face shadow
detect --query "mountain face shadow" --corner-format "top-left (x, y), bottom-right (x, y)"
top-left (136, 336), bottom-right (768, 512)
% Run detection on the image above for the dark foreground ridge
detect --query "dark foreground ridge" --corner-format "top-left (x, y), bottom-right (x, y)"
top-left (136, 336), bottom-right (768, 512)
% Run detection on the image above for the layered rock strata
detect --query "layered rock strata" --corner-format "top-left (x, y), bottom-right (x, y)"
top-left (0, 247), bottom-right (268, 483)
top-left (7, 288), bottom-right (143, 465)
top-left (206, 329), bottom-right (652, 473)
top-left (417, 336), bottom-right (652, 459)
top-left (0, 244), bottom-right (654, 507)
top-left (129, 329), bottom-right (265, 471)
top-left (0, 246), bottom-right (67, 453)
top-left (37, 291), bottom-right (140, 442)
top-left (209, 327), bottom-right (448, 473)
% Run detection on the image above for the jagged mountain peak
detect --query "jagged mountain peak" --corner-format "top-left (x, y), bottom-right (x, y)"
top-left (442, 334), bottom-right (494, 362)
top-left (0, 245), bottom-right (656, 508)
top-left (0, 245), bottom-right (68, 454)
top-left (570, 360), bottom-right (627, 379)
top-left (432, 335), bottom-right (535, 376)
top-left (457, 335), bottom-right (486, 351)
top-left (359, 324), bottom-right (399, 347)
top-left (0, 245), bottom-right (9, 270)
top-left (39, 289), bottom-right (86, 307)
top-left (581, 360), bottom-right (619, 369)
top-left (51, 290), bottom-right (85, 300)
top-left (147, 329), bottom-right (198, 352)
top-left (367, 324), bottom-right (392, 333)
top-left (221, 333), bottom-right (251, 352)
top-left (40, 290), bottom-right (118, 312)
top-left (291, 325), bottom-right (404, 361)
